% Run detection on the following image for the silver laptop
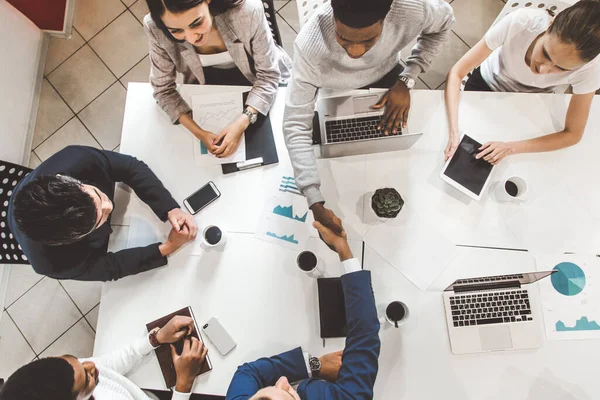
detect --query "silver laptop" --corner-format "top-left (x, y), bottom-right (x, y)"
top-left (443, 271), bottom-right (555, 355)
top-left (316, 92), bottom-right (422, 158)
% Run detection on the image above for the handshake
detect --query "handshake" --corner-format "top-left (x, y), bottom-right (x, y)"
top-left (310, 203), bottom-right (352, 261)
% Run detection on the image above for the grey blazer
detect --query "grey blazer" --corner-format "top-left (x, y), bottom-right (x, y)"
top-left (143, 0), bottom-right (292, 124)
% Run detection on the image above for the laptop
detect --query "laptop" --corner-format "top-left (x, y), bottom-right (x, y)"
top-left (316, 91), bottom-right (422, 158)
top-left (443, 271), bottom-right (555, 355)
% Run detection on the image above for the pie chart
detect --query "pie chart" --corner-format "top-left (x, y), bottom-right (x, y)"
top-left (551, 262), bottom-right (586, 296)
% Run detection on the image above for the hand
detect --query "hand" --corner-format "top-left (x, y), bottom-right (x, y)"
top-left (212, 115), bottom-right (248, 158)
top-left (160, 225), bottom-right (196, 256)
top-left (156, 316), bottom-right (194, 344)
top-left (312, 221), bottom-right (352, 261)
top-left (167, 208), bottom-right (198, 236)
top-left (172, 337), bottom-right (208, 393)
top-left (444, 132), bottom-right (460, 161)
top-left (476, 141), bottom-right (515, 165)
top-left (310, 203), bottom-right (344, 236)
top-left (371, 81), bottom-right (411, 134)
top-left (199, 131), bottom-right (219, 154)
top-left (319, 351), bottom-right (343, 383)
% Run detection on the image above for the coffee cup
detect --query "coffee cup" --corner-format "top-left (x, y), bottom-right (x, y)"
top-left (201, 225), bottom-right (227, 250)
top-left (378, 301), bottom-right (409, 328)
top-left (495, 176), bottom-right (528, 202)
top-left (296, 251), bottom-right (325, 278)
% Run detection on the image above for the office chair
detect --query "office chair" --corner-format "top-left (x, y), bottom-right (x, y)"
top-left (297, 0), bottom-right (329, 29)
top-left (262, 0), bottom-right (283, 47)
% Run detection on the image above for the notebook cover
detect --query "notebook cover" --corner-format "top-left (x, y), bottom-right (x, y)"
top-left (146, 306), bottom-right (212, 388)
top-left (317, 278), bottom-right (348, 338)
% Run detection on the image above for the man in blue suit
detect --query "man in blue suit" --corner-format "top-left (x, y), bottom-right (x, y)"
top-left (226, 221), bottom-right (381, 399)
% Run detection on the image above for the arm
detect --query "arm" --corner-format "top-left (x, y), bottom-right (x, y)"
top-left (402, 0), bottom-right (455, 80)
top-left (226, 347), bottom-right (309, 400)
top-left (282, 46), bottom-right (323, 207)
top-left (444, 39), bottom-right (493, 159)
top-left (87, 334), bottom-right (155, 375)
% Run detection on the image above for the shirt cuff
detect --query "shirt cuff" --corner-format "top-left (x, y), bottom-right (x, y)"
top-left (303, 185), bottom-right (325, 208)
top-left (342, 258), bottom-right (361, 274)
top-left (302, 351), bottom-right (311, 376)
top-left (400, 63), bottom-right (422, 82)
top-left (171, 390), bottom-right (192, 400)
top-left (133, 334), bottom-right (156, 356)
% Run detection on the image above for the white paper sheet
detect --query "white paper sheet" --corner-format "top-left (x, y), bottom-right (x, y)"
top-left (363, 207), bottom-right (457, 291)
top-left (192, 92), bottom-right (246, 166)
top-left (536, 254), bottom-right (600, 341)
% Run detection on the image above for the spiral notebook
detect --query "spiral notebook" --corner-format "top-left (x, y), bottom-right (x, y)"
top-left (146, 306), bottom-right (212, 388)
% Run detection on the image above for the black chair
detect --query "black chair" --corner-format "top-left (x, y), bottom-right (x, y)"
top-left (262, 0), bottom-right (283, 47)
top-left (0, 160), bottom-right (32, 265)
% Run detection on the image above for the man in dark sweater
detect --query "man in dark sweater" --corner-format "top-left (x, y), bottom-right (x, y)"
top-left (7, 146), bottom-right (197, 281)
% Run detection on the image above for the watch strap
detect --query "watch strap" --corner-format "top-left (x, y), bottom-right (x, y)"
top-left (309, 356), bottom-right (321, 378)
top-left (148, 327), bottom-right (161, 348)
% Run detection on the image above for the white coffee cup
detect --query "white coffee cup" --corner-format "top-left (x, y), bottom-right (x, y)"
top-left (201, 225), bottom-right (227, 250)
top-left (378, 301), bottom-right (409, 328)
top-left (495, 176), bottom-right (528, 202)
top-left (296, 251), bottom-right (325, 278)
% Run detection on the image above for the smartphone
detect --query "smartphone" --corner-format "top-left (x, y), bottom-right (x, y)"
top-left (183, 181), bottom-right (220, 214)
top-left (202, 317), bottom-right (237, 356)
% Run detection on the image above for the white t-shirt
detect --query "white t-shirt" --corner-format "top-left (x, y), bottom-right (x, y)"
top-left (197, 51), bottom-right (236, 69)
top-left (480, 9), bottom-right (600, 94)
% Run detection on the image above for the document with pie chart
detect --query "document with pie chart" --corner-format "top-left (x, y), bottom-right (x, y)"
top-left (536, 254), bottom-right (600, 340)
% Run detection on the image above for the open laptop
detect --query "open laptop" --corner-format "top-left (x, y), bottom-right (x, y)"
top-left (443, 271), bottom-right (555, 355)
top-left (316, 91), bottom-right (422, 158)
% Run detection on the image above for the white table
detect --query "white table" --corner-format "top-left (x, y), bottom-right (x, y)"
top-left (96, 84), bottom-right (600, 397)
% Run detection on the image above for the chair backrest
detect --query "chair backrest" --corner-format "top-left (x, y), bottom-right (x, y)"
top-left (297, 0), bottom-right (330, 29)
top-left (261, 0), bottom-right (283, 47)
top-left (492, 1), bottom-right (575, 28)
top-left (0, 160), bottom-right (32, 265)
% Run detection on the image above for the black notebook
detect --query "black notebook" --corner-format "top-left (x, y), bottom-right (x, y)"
top-left (317, 278), bottom-right (348, 338)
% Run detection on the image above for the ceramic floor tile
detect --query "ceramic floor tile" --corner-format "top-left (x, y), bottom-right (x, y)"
top-left (8, 278), bottom-right (82, 353)
top-left (73, 0), bottom-right (126, 41)
top-left (89, 12), bottom-right (149, 77)
top-left (47, 45), bottom-right (116, 113)
top-left (4, 266), bottom-right (44, 308)
top-left (278, 17), bottom-right (297, 57)
top-left (79, 82), bottom-right (127, 150)
top-left (129, 0), bottom-right (149, 23)
top-left (44, 29), bottom-right (86, 75)
top-left (278, 1), bottom-right (300, 33)
top-left (451, 0), bottom-right (506, 47)
top-left (113, 145), bottom-right (121, 152)
top-left (122, 0), bottom-right (137, 6)
top-left (40, 318), bottom-right (96, 358)
top-left (28, 151), bottom-right (42, 169)
top-left (419, 32), bottom-right (470, 90)
top-left (60, 280), bottom-right (103, 315)
top-left (33, 79), bottom-right (74, 148)
top-left (35, 118), bottom-right (100, 161)
top-left (85, 304), bottom-right (100, 332)
top-left (120, 56), bottom-right (151, 87)
top-left (0, 311), bottom-right (36, 378)
top-left (275, 0), bottom-right (290, 11)
top-left (415, 78), bottom-right (430, 90)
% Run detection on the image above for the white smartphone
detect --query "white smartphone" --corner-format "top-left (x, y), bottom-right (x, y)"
top-left (183, 181), bottom-right (220, 214)
top-left (202, 317), bottom-right (237, 356)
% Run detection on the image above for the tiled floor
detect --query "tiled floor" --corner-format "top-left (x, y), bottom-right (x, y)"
top-left (2, 0), bottom-right (507, 378)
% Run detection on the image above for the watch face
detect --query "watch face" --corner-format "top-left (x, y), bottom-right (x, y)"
top-left (309, 357), bottom-right (321, 371)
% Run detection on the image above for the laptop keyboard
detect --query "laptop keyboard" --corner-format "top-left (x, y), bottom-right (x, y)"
top-left (325, 115), bottom-right (401, 143)
top-left (449, 290), bottom-right (532, 327)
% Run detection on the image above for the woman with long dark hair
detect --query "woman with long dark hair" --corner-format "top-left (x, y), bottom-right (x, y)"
top-left (144, 0), bottom-right (291, 157)
top-left (443, 0), bottom-right (600, 164)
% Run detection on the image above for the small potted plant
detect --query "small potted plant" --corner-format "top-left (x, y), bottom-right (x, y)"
top-left (371, 188), bottom-right (404, 219)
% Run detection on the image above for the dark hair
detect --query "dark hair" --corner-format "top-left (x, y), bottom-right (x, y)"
top-left (548, 0), bottom-right (600, 62)
top-left (331, 0), bottom-right (393, 29)
top-left (146, 0), bottom-right (244, 42)
top-left (0, 358), bottom-right (75, 400)
top-left (12, 175), bottom-right (97, 246)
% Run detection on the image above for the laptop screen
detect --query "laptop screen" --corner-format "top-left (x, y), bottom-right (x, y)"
top-left (444, 271), bottom-right (556, 292)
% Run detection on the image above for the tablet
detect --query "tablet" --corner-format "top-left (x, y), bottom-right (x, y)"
top-left (440, 134), bottom-right (494, 201)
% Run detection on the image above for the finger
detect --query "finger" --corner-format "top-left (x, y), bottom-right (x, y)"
top-left (201, 345), bottom-right (208, 360)
top-left (170, 344), bottom-right (179, 359)
top-left (169, 215), bottom-right (181, 231)
top-left (371, 94), bottom-right (388, 109)
top-left (213, 130), bottom-right (227, 145)
top-left (483, 148), bottom-right (501, 162)
top-left (402, 106), bottom-right (410, 129)
top-left (325, 219), bottom-right (343, 236)
top-left (384, 109), bottom-right (400, 134)
top-left (390, 109), bottom-right (404, 134)
top-left (190, 336), bottom-right (200, 352)
top-left (476, 146), bottom-right (494, 159)
top-left (183, 337), bottom-right (191, 352)
top-left (478, 142), bottom-right (491, 151)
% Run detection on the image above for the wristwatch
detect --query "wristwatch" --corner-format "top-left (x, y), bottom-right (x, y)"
top-left (309, 357), bottom-right (321, 379)
top-left (148, 327), bottom-right (161, 348)
top-left (398, 75), bottom-right (415, 90)
top-left (243, 107), bottom-right (258, 125)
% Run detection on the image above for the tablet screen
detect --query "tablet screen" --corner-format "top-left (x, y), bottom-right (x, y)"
top-left (443, 135), bottom-right (493, 196)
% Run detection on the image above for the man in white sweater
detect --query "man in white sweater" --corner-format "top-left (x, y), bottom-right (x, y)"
top-left (0, 316), bottom-right (207, 400)
top-left (283, 0), bottom-right (455, 234)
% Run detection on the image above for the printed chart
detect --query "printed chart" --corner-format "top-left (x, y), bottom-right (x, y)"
top-left (536, 254), bottom-right (600, 340)
top-left (192, 92), bottom-right (246, 165)
top-left (255, 175), bottom-right (312, 250)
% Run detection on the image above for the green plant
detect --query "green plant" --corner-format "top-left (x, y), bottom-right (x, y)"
top-left (371, 188), bottom-right (404, 218)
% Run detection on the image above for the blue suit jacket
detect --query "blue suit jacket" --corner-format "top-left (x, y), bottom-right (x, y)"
top-left (226, 270), bottom-right (381, 399)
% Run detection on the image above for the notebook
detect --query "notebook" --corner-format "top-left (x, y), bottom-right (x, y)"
top-left (146, 306), bottom-right (212, 388)
top-left (317, 278), bottom-right (348, 338)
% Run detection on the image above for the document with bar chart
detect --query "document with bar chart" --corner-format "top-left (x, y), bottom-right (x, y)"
top-left (191, 92), bottom-right (246, 165)
top-left (255, 175), bottom-right (313, 250)
top-left (536, 254), bottom-right (600, 340)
